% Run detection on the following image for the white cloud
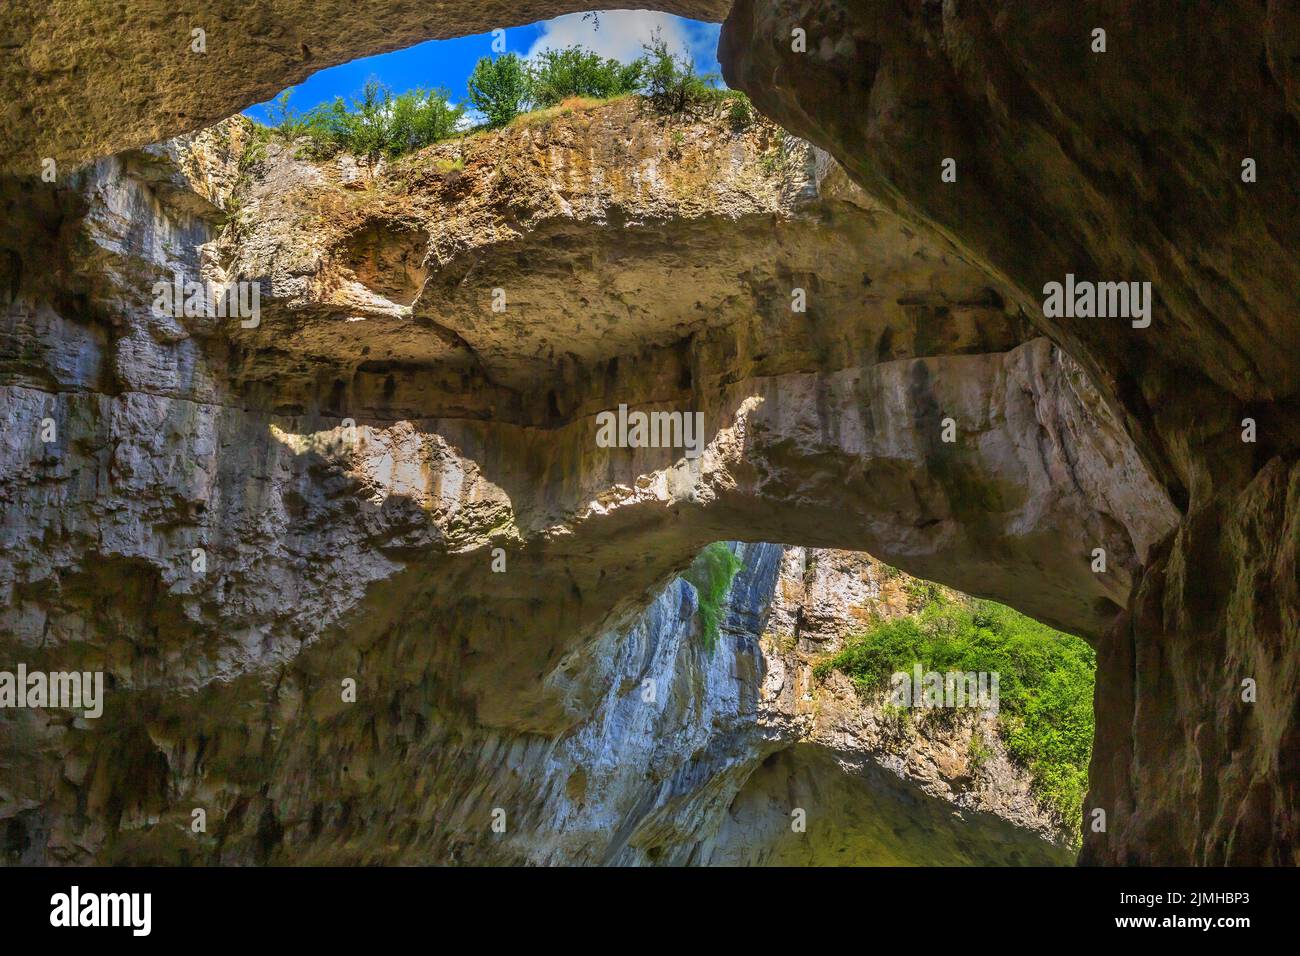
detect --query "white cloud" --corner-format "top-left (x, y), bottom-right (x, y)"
top-left (526, 11), bottom-right (722, 76)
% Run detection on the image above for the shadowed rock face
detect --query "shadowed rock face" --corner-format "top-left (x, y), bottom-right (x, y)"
top-left (1088, 461), bottom-right (1300, 864)
top-left (721, 0), bottom-right (1300, 499)
top-left (720, 0), bottom-right (1300, 865)
top-left (2, 1), bottom-right (1297, 865)
top-left (1, 540), bottom-right (1076, 865)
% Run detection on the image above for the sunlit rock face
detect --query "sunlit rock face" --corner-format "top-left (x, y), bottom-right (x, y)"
top-left (0, 102), bottom-right (1160, 863)
top-left (217, 100), bottom-right (1024, 412)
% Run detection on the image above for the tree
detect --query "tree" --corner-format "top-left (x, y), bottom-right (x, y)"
top-left (466, 53), bottom-right (532, 128)
top-left (337, 79), bottom-right (391, 158)
top-left (283, 80), bottom-right (464, 159)
top-left (529, 46), bottom-right (644, 107)
top-left (265, 89), bottom-right (306, 140)
top-left (640, 31), bottom-right (721, 115)
top-left (386, 87), bottom-right (464, 153)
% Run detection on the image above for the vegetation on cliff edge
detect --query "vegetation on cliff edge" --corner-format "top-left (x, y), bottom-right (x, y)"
top-left (816, 586), bottom-right (1095, 840)
top-left (255, 32), bottom-right (752, 161)
top-left (683, 543), bottom-right (744, 653)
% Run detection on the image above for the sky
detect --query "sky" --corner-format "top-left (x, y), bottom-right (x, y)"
top-left (242, 12), bottom-right (723, 124)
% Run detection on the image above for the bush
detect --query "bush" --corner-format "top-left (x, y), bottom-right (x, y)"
top-left (640, 31), bottom-right (722, 115)
top-left (268, 82), bottom-right (463, 160)
top-left (466, 53), bottom-right (533, 128)
top-left (385, 87), bottom-right (465, 151)
top-left (683, 543), bottom-right (744, 653)
top-left (264, 90), bottom-right (307, 141)
top-left (724, 91), bottom-right (754, 130)
top-left (529, 46), bottom-right (644, 107)
top-left (259, 39), bottom-right (744, 160)
top-left (820, 592), bottom-right (1095, 837)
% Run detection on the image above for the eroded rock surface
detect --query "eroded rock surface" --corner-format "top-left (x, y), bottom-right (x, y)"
top-left (1, 104), bottom-right (1159, 863)
top-left (720, 0), bottom-right (1300, 865)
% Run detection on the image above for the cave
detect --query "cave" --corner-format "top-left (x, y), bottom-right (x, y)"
top-left (0, 0), bottom-right (1296, 882)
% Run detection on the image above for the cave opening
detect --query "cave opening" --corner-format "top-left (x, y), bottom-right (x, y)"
top-left (677, 541), bottom-right (1094, 865)
top-left (1, 15), bottom-right (1124, 862)
top-left (14, 0), bottom-right (1290, 874)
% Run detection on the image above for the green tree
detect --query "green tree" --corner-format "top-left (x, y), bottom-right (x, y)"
top-left (529, 46), bottom-right (644, 107)
top-left (640, 30), bottom-right (721, 114)
top-left (265, 89), bottom-right (307, 140)
top-left (335, 79), bottom-right (394, 159)
top-left (278, 80), bottom-right (463, 159)
top-left (385, 86), bottom-right (464, 152)
top-left (466, 53), bottom-right (532, 128)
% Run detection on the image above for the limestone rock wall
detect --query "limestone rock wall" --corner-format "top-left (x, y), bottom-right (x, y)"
top-left (1, 104), bottom-right (1151, 864)
top-left (720, 0), bottom-right (1299, 865)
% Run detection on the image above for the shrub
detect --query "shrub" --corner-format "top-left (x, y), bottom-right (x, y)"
top-left (264, 90), bottom-right (307, 141)
top-left (820, 591), bottom-right (1095, 838)
top-left (385, 86), bottom-right (465, 151)
top-left (683, 543), bottom-right (744, 653)
top-left (529, 46), bottom-right (644, 107)
top-left (724, 91), bottom-right (754, 130)
top-left (466, 53), bottom-right (532, 128)
top-left (268, 82), bottom-right (463, 160)
top-left (640, 31), bottom-right (722, 115)
top-left (259, 39), bottom-right (745, 160)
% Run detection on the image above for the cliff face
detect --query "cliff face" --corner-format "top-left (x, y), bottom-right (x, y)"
top-left (720, 0), bottom-right (1300, 864)
top-left (2, 1), bottom-right (1296, 866)
top-left (2, 104), bottom-right (1134, 863)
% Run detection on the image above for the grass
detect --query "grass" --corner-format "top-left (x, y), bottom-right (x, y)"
top-left (815, 588), bottom-right (1095, 840)
top-left (682, 542), bottom-right (744, 653)
top-left (505, 94), bottom-right (633, 129)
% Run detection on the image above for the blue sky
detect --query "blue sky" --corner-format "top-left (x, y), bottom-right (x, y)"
top-left (243, 12), bottom-right (723, 123)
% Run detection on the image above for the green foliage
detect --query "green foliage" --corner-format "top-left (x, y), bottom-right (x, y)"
top-left (640, 30), bottom-right (723, 115)
top-left (384, 86), bottom-right (465, 152)
top-left (266, 82), bottom-right (463, 160)
top-left (264, 90), bottom-right (307, 141)
top-left (467, 53), bottom-right (533, 128)
top-left (237, 126), bottom-right (269, 173)
top-left (759, 129), bottom-right (792, 176)
top-left (904, 577), bottom-right (948, 609)
top-left (724, 91), bottom-right (754, 130)
top-left (819, 592), bottom-right (1095, 837)
top-left (259, 38), bottom-right (749, 162)
top-left (683, 543), bottom-right (744, 653)
top-left (227, 123), bottom-right (273, 222)
top-left (529, 46), bottom-right (644, 107)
